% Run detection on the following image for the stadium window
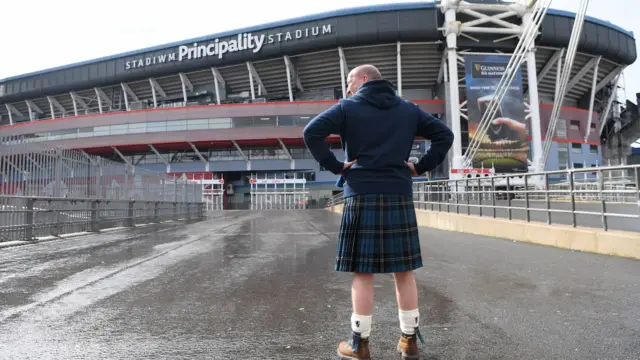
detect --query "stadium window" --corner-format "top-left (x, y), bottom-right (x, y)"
top-left (232, 117), bottom-right (255, 128)
top-left (569, 120), bottom-right (580, 131)
top-left (571, 143), bottom-right (582, 153)
top-left (110, 124), bottom-right (128, 135)
top-left (557, 143), bottom-right (569, 167)
top-left (278, 115), bottom-right (294, 126)
top-left (254, 116), bottom-right (277, 127)
top-left (128, 123), bottom-right (147, 133)
top-left (146, 121), bottom-right (167, 132)
top-left (556, 119), bottom-right (567, 138)
top-left (293, 115), bottom-right (313, 126)
top-left (573, 162), bottom-right (583, 169)
top-left (166, 120), bottom-right (187, 132)
top-left (589, 145), bottom-right (598, 154)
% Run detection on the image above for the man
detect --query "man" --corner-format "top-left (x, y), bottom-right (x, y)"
top-left (302, 64), bottom-right (454, 359)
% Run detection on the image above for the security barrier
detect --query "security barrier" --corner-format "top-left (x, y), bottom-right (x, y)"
top-left (249, 173), bottom-right (308, 210)
top-left (327, 164), bottom-right (640, 233)
top-left (0, 197), bottom-right (204, 243)
top-left (0, 139), bottom-right (205, 243)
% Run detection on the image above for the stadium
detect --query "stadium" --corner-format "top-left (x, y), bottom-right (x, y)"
top-left (0, 1), bottom-right (637, 210)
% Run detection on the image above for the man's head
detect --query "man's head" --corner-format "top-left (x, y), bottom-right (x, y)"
top-left (346, 64), bottom-right (383, 96)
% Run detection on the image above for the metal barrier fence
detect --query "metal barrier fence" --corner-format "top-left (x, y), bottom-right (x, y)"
top-left (327, 165), bottom-right (640, 232)
top-left (0, 197), bottom-right (204, 242)
top-left (0, 140), bottom-right (205, 242)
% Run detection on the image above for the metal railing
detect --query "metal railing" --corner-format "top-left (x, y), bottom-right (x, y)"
top-left (0, 197), bottom-right (204, 242)
top-left (0, 139), bottom-right (205, 243)
top-left (326, 164), bottom-right (640, 232)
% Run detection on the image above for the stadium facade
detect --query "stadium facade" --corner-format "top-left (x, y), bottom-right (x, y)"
top-left (0, 1), bottom-right (636, 209)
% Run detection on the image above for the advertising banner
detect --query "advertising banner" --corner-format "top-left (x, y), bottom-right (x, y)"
top-left (464, 55), bottom-right (529, 173)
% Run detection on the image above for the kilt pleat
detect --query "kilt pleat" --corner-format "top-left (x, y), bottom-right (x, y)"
top-left (335, 194), bottom-right (423, 273)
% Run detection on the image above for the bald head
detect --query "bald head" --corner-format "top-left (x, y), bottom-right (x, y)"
top-left (346, 64), bottom-right (383, 96)
top-left (352, 64), bottom-right (383, 80)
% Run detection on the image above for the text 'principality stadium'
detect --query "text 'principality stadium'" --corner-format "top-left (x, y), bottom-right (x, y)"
top-left (0, 0), bottom-right (636, 210)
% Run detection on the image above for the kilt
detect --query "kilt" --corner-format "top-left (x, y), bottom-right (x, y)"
top-left (335, 194), bottom-right (422, 274)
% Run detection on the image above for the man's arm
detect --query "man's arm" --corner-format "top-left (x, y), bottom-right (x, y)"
top-left (413, 105), bottom-right (454, 175)
top-left (303, 103), bottom-right (346, 175)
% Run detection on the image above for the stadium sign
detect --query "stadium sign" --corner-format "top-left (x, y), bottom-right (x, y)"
top-left (125, 24), bottom-right (333, 70)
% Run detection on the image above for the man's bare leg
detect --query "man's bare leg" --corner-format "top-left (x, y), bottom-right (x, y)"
top-left (394, 271), bottom-right (418, 310)
top-left (394, 271), bottom-right (422, 359)
top-left (350, 273), bottom-right (374, 338)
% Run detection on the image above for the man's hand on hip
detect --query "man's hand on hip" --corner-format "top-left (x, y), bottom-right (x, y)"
top-left (405, 161), bottom-right (418, 177)
top-left (343, 159), bottom-right (357, 171)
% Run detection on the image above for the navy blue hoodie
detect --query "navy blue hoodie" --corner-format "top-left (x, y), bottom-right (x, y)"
top-left (303, 79), bottom-right (454, 198)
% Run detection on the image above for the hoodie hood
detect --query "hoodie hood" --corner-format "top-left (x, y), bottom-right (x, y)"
top-left (352, 79), bottom-right (401, 109)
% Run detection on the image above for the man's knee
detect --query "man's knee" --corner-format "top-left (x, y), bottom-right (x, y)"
top-left (353, 272), bottom-right (374, 282)
top-left (393, 271), bottom-right (415, 281)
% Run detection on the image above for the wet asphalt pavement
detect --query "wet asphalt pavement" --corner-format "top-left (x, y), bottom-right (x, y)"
top-left (0, 210), bottom-right (639, 360)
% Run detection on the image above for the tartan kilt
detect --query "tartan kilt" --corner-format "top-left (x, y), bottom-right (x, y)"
top-left (335, 194), bottom-right (422, 274)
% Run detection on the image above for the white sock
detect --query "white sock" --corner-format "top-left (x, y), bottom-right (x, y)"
top-left (351, 313), bottom-right (372, 338)
top-left (399, 309), bottom-right (420, 335)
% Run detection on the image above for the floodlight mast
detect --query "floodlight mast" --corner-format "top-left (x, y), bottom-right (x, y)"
top-left (540, 0), bottom-right (591, 170)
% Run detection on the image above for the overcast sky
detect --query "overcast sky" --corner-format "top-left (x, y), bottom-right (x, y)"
top-left (0, 0), bottom-right (637, 102)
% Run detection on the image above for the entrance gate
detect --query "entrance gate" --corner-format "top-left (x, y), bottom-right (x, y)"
top-left (249, 174), bottom-right (308, 210)
top-left (201, 178), bottom-right (225, 211)
top-left (180, 173), bottom-right (225, 211)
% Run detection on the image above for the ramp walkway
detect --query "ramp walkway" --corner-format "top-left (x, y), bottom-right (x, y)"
top-left (0, 210), bottom-right (638, 359)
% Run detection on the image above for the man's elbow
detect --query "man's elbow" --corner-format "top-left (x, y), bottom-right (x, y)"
top-left (302, 125), bottom-right (315, 145)
top-left (445, 128), bottom-right (454, 148)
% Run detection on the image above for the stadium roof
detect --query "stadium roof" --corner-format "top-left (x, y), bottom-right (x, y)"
top-left (0, 1), bottom-right (635, 83)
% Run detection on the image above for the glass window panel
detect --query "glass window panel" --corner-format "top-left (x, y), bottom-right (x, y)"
top-left (556, 119), bottom-right (567, 139)
top-left (232, 117), bottom-right (255, 127)
top-left (569, 120), bottom-right (580, 131)
top-left (253, 116), bottom-right (277, 127)
top-left (128, 123), bottom-right (147, 133)
top-left (146, 122), bottom-right (167, 132)
top-left (293, 115), bottom-right (313, 126)
top-left (209, 118), bottom-right (232, 129)
top-left (93, 130), bottom-right (110, 137)
top-left (187, 119), bottom-right (210, 130)
top-left (127, 127), bottom-right (146, 134)
top-left (167, 123), bottom-right (187, 131)
top-left (278, 115), bottom-right (294, 126)
top-left (77, 131), bottom-right (93, 138)
top-left (50, 129), bottom-right (77, 136)
top-left (571, 143), bottom-right (582, 153)
top-left (557, 143), bottom-right (569, 167)
top-left (110, 124), bottom-right (128, 135)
